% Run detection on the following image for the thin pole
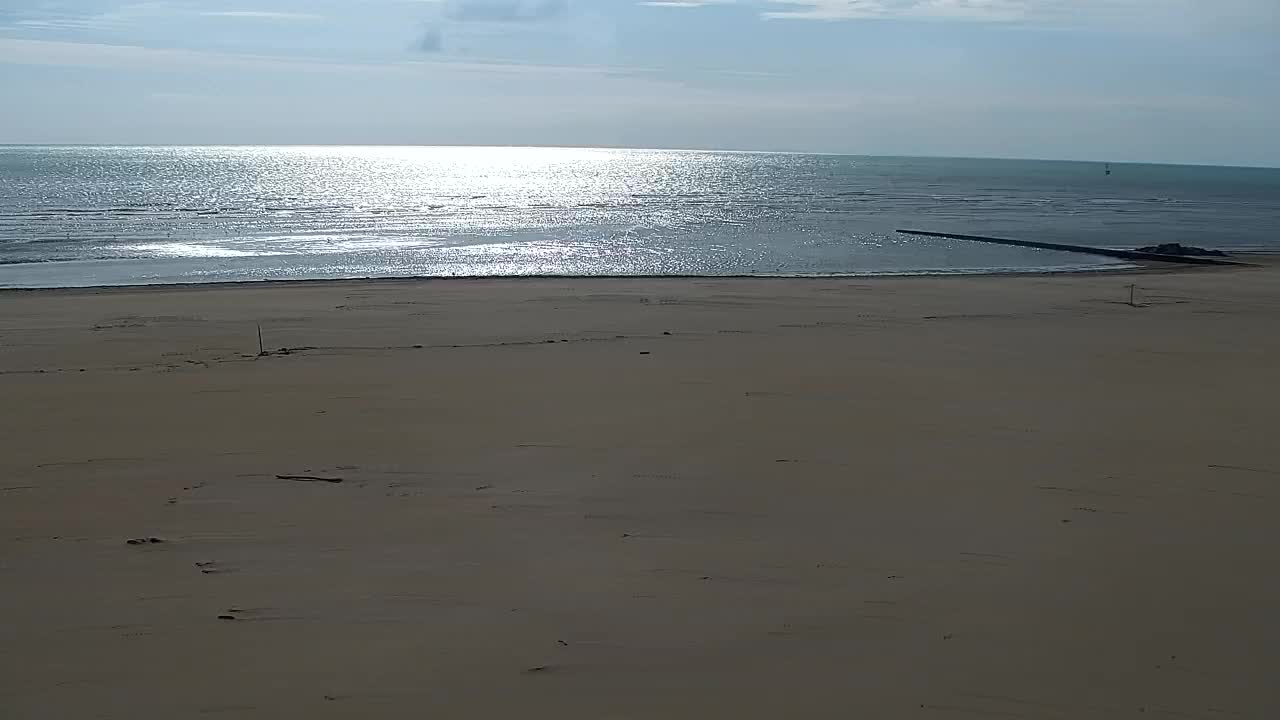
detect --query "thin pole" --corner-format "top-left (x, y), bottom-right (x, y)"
top-left (257, 324), bottom-right (265, 355)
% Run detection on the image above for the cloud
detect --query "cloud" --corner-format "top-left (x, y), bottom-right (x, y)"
top-left (445, 0), bottom-right (570, 23)
top-left (199, 11), bottom-right (324, 21)
top-left (407, 1), bottom-right (573, 57)
top-left (4, 2), bottom-right (325, 33)
top-left (7, 1), bottom-right (178, 33)
top-left (639, 1), bottom-right (733, 7)
top-left (760, 0), bottom-right (1028, 21)
top-left (0, 36), bottom-right (659, 79)
top-left (707, 0), bottom-right (1279, 32)
top-left (416, 26), bottom-right (444, 52)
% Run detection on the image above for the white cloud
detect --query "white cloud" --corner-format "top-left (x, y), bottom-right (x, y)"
top-left (760, 0), bottom-right (1027, 21)
top-left (199, 11), bottom-right (324, 21)
top-left (0, 36), bottom-right (761, 80)
top-left (695, 0), bottom-right (1279, 31)
top-left (4, 2), bottom-right (328, 33)
top-left (640, 1), bottom-right (735, 7)
top-left (9, 2), bottom-right (179, 32)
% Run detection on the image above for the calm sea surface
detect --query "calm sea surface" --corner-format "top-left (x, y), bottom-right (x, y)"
top-left (2, 146), bottom-right (1277, 288)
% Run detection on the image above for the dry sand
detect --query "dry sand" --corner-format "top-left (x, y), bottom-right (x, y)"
top-left (2, 262), bottom-right (1279, 718)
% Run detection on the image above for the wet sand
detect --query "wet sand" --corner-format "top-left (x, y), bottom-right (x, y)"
top-left (2, 262), bottom-right (1279, 718)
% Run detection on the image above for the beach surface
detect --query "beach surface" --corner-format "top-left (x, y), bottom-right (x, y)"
top-left (3, 263), bottom-right (1279, 718)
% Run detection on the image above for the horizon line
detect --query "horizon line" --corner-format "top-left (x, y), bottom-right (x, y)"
top-left (0, 143), bottom-right (1276, 171)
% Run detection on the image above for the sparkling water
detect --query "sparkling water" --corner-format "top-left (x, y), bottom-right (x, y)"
top-left (2, 146), bottom-right (1277, 287)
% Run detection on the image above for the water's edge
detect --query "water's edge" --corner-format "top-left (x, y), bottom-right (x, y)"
top-left (10, 261), bottom-right (1225, 294)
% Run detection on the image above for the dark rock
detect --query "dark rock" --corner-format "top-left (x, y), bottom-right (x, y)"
top-left (1134, 243), bottom-right (1228, 257)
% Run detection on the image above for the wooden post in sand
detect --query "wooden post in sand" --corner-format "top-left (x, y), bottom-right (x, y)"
top-left (1128, 284), bottom-right (1137, 307)
top-left (257, 324), bottom-right (265, 356)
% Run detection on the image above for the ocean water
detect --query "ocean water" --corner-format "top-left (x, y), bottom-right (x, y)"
top-left (1, 146), bottom-right (1277, 288)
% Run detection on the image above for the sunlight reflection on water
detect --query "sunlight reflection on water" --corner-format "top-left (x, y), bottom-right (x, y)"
top-left (7, 145), bottom-right (1274, 286)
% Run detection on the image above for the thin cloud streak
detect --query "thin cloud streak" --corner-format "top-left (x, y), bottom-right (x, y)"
top-left (199, 11), bottom-right (324, 21)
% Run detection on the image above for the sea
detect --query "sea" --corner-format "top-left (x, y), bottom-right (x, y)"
top-left (1, 146), bottom-right (1277, 288)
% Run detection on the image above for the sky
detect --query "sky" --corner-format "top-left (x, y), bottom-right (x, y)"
top-left (0, 0), bottom-right (1277, 165)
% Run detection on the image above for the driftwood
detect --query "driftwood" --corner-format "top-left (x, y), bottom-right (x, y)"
top-left (276, 474), bottom-right (344, 484)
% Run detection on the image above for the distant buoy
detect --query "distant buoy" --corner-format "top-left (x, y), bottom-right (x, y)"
top-left (1105, 163), bottom-right (1112, 176)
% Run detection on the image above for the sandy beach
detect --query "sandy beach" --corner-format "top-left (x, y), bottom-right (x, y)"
top-left (2, 262), bottom-right (1278, 719)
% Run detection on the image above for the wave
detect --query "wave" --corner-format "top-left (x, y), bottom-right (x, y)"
top-left (0, 257), bottom-right (78, 266)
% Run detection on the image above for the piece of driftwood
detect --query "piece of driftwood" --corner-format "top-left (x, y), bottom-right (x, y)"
top-left (276, 474), bottom-right (344, 484)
